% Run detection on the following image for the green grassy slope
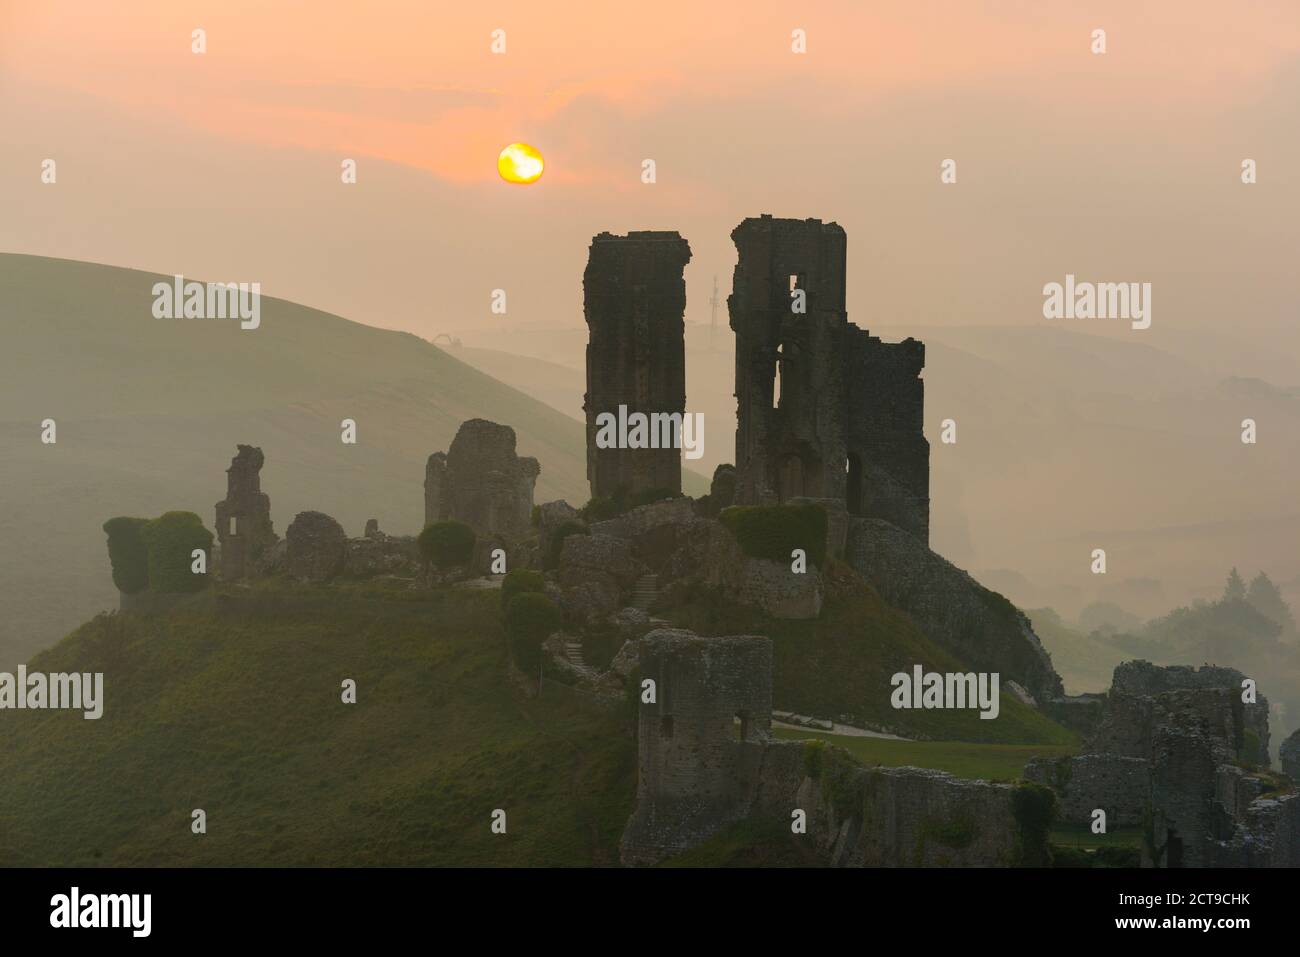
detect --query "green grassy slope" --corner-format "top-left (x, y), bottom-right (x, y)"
top-left (0, 585), bottom-right (635, 866)
top-left (0, 253), bottom-right (705, 665)
top-left (663, 563), bottom-right (1078, 746)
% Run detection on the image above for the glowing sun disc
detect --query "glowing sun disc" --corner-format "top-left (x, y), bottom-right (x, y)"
top-left (498, 142), bottom-right (544, 184)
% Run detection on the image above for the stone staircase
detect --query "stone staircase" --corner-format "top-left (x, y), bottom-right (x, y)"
top-left (631, 574), bottom-right (658, 611)
top-left (563, 638), bottom-right (587, 669)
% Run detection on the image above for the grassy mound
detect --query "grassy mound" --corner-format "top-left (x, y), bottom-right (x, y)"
top-left (0, 582), bottom-right (634, 866)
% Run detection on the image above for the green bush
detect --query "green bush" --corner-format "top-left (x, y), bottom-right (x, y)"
top-left (803, 739), bottom-right (827, 779)
top-left (579, 495), bottom-right (622, 524)
top-left (501, 568), bottom-right (546, 609)
top-left (504, 592), bottom-right (562, 674)
top-left (546, 521), bottom-right (589, 569)
top-left (417, 521), bottom-right (476, 569)
top-left (140, 511), bottom-right (214, 593)
top-left (718, 503), bottom-right (828, 567)
top-left (102, 516), bottom-right (150, 594)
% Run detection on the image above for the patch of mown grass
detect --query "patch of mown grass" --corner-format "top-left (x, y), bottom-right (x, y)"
top-left (0, 582), bottom-right (635, 867)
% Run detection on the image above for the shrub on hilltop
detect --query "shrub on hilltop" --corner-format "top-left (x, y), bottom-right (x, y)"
top-left (719, 503), bottom-right (828, 567)
top-left (140, 511), bottom-right (214, 593)
top-left (418, 521), bottom-right (476, 569)
top-left (504, 592), bottom-right (563, 674)
top-left (102, 516), bottom-right (151, 594)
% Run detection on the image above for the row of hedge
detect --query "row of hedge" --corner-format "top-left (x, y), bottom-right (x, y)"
top-left (103, 511), bottom-right (214, 595)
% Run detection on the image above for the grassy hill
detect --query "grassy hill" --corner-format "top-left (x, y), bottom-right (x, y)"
top-left (0, 585), bottom-right (636, 867)
top-left (0, 253), bottom-right (706, 666)
top-left (0, 572), bottom-right (1077, 866)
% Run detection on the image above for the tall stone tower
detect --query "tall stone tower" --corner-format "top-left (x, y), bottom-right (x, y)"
top-left (582, 230), bottom-right (692, 500)
top-left (729, 215), bottom-right (849, 506)
top-left (214, 444), bottom-right (277, 579)
top-left (729, 214), bottom-right (929, 542)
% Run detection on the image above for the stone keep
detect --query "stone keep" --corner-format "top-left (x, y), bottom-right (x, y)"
top-left (729, 214), bottom-right (929, 543)
top-left (214, 444), bottom-right (277, 580)
top-left (424, 419), bottom-right (540, 538)
top-left (620, 630), bottom-right (772, 865)
top-left (582, 231), bottom-right (692, 500)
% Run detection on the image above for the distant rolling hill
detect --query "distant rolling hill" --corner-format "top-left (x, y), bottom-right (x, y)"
top-left (0, 254), bottom-right (701, 666)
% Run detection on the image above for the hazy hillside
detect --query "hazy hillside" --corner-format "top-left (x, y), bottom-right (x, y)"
top-left (447, 319), bottom-right (1300, 623)
top-left (0, 254), bottom-right (704, 667)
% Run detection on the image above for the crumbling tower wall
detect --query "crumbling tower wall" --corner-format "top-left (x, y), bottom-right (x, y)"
top-left (843, 329), bottom-right (930, 542)
top-left (620, 629), bottom-right (772, 865)
top-left (582, 231), bottom-right (692, 500)
top-left (214, 444), bottom-right (277, 580)
top-left (729, 214), bottom-right (930, 543)
top-left (729, 215), bottom-right (848, 506)
top-left (424, 419), bottom-right (540, 538)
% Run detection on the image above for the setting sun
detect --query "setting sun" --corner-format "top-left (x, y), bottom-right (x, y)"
top-left (497, 142), bottom-right (544, 184)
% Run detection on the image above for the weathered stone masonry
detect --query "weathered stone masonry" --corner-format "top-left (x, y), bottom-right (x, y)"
top-left (729, 214), bottom-right (929, 543)
top-left (621, 629), bottom-right (772, 865)
top-left (424, 419), bottom-right (540, 538)
top-left (214, 444), bottom-right (277, 580)
top-left (582, 231), bottom-right (692, 500)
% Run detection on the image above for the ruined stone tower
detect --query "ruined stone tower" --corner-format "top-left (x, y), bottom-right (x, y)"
top-left (214, 444), bottom-right (277, 579)
top-left (424, 419), bottom-right (540, 537)
top-left (729, 215), bottom-right (849, 508)
top-left (583, 231), bottom-right (692, 500)
top-left (729, 214), bottom-right (930, 542)
top-left (620, 629), bottom-right (772, 865)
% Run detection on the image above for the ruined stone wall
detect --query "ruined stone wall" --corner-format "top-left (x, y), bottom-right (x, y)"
top-left (747, 742), bottom-right (1027, 866)
top-left (1149, 714), bottom-right (1234, 868)
top-left (843, 329), bottom-right (930, 543)
top-left (619, 628), bottom-right (1034, 867)
top-left (582, 231), bottom-right (691, 500)
top-left (423, 420), bottom-right (539, 538)
top-left (1207, 792), bottom-right (1300, 867)
top-left (1024, 753), bottom-right (1150, 829)
top-left (214, 444), bottom-right (277, 580)
top-left (1282, 729), bottom-right (1300, 781)
top-left (1093, 662), bottom-right (1270, 762)
top-left (620, 630), bottom-right (773, 865)
top-left (729, 215), bottom-right (848, 506)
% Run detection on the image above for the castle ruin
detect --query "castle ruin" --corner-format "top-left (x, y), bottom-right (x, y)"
top-left (424, 419), bottom-right (540, 537)
top-left (729, 215), bottom-right (929, 542)
top-left (620, 629), bottom-right (773, 865)
top-left (214, 444), bottom-right (277, 580)
top-left (582, 231), bottom-right (692, 500)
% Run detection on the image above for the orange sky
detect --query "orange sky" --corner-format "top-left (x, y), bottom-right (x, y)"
top-left (2, 0), bottom-right (1299, 368)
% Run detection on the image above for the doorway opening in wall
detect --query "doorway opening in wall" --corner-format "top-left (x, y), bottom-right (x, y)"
top-left (736, 712), bottom-right (750, 741)
top-left (773, 343), bottom-right (784, 410)
top-left (846, 453), bottom-right (863, 516)
top-left (228, 515), bottom-right (237, 536)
